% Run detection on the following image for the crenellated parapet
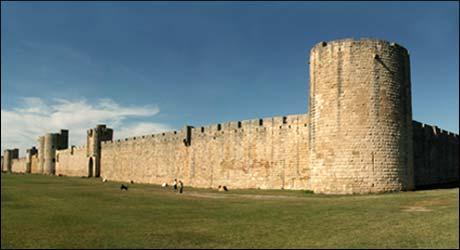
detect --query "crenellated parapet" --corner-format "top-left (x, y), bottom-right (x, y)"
top-left (412, 120), bottom-right (459, 187)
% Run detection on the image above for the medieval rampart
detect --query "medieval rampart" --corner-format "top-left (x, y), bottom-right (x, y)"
top-left (99, 114), bottom-right (310, 189)
top-left (413, 121), bottom-right (459, 187)
top-left (11, 157), bottom-right (27, 173)
top-left (55, 146), bottom-right (88, 177)
top-left (30, 155), bottom-right (39, 174)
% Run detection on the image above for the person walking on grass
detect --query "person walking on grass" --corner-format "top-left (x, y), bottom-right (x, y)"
top-left (173, 179), bottom-right (178, 192)
top-left (179, 180), bottom-right (184, 194)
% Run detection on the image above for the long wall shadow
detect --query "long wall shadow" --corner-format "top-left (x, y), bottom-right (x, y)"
top-left (415, 181), bottom-right (459, 191)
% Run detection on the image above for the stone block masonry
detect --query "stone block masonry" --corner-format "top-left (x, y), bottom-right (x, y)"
top-left (413, 121), bottom-right (459, 187)
top-left (3, 149), bottom-right (19, 173)
top-left (38, 130), bottom-right (69, 175)
top-left (11, 157), bottom-right (27, 173)
top-left (2, 38), bottom-right (459, 194)
top-left (100, 114), bottom-right (310, 190)
top-left (55, 146), bottom-right (89, 177)
top-left (309, 39), bottom-right (414, 194)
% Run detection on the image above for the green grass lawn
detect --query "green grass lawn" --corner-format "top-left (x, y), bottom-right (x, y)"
top-left (1, 173), bottom-right (459, 249)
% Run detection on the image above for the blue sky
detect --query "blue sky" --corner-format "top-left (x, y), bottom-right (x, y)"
top-left (1, 1), bottom-right (459, 154)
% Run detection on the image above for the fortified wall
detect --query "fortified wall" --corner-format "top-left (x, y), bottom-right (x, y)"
top-left (2, 38), bottom-right (459, 194)
top-left (413, 121), bottom-right (459, 187)
top-left (101, 114), bottom-right (310, 190)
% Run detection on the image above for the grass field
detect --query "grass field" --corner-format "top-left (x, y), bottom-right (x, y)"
top-left (1, 173), bottom-right (459, 249)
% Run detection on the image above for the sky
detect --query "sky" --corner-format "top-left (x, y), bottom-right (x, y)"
top-left (1, 1), bottom-right (459, 156)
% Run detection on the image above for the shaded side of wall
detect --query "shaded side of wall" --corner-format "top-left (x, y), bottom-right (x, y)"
top-left (55, 146), bottom-right (89, 177)
top-left (413, 120), bottom-right (459, 187)
top-left (11, 157), bottom-right (27, 173)
top-left (101, 114), bottom-right (310, 190)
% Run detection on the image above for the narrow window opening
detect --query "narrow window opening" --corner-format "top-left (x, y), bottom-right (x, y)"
top-left (259, 119), bottom-right (263, 126)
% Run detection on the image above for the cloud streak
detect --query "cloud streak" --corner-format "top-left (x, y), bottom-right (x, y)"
top-left (1, 97), bottom-right (173, 156)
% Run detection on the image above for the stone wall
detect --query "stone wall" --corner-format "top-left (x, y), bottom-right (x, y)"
top-left (30, 155), bottom-right (39, 174)
top-left (11, 157), bottom-right (27, 173)
top-left (412, 121), bottom-right (459, 187)
top-left (100, 114), bottom-right (310, 190)
top-left (55, 146), bottom-right (89, 177)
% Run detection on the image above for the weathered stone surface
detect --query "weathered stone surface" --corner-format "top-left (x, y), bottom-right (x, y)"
top-left (56, 146), bottom-right (88, 177)
top-left (99, 114), bottom-right (310, 190)
top-left (413, 121), bottom-right (459, 187)
top-left (309, 38), bottom-right (414, 194)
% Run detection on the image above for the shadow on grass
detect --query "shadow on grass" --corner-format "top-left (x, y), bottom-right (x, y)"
top-left (415, 181), bottom-right (459, 191)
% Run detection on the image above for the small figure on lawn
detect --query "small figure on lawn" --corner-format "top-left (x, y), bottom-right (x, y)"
top-left (173, 179), bottom-right (178, 192)
top-left (179, 180), bottom-right (184, 194)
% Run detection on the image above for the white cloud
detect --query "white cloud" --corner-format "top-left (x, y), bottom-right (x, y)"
top-left (1, 97), bottom-right (173, 156)
top-left (116, 122), bottom-right (174, 139)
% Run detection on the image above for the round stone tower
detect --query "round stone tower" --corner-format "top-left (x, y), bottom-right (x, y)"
top-left (3, 150), bottom-right (13, 173)
top-left (3, 149), bottom-right (19, 173)
top-left (308, 38), bottom-right (414, 194)
top-left (38, 136), bottom-right (45, 174)
top-left (43, 133), bottom-right (58, 175)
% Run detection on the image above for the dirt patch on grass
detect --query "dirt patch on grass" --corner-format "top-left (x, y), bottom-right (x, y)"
top-left (401, 198), bottom-right (454, 212)
top-left (186, 192), bottom-right (228, 199)
top-left (185, 192), bottom-right (307, 201)
top-left (402, 206), bottom-right (432, 212)
top-left (413, 199), bottom-right (452, 207)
